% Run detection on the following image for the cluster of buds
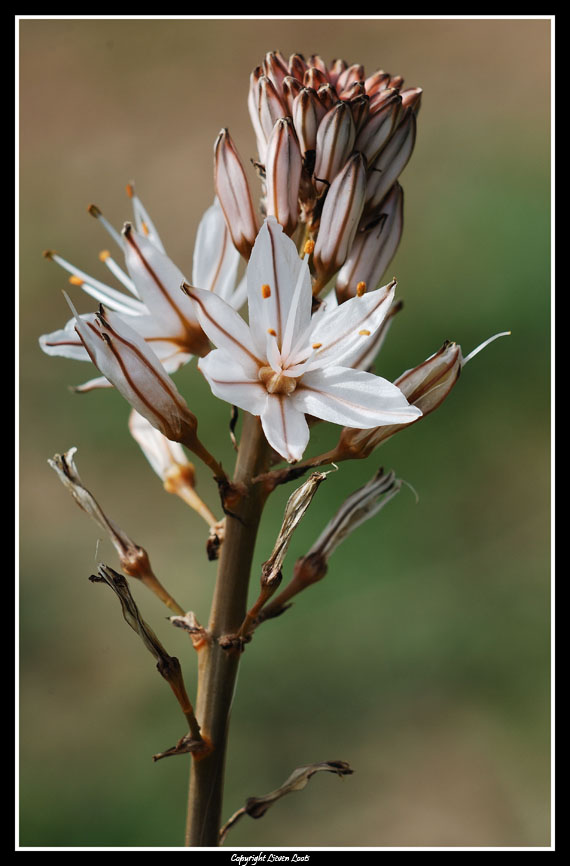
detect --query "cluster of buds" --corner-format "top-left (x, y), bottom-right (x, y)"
top-left (215, 51), bottom-right (421, 299)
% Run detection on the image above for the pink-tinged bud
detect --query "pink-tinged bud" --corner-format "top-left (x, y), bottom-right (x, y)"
top-left (71, 301), bottom-right (199, 444)
top-left (264, 117), bottom-right (302, 237)
top-left (248, 66), bottom-right (268, 161)
top-left (214, 128), bottom-right (259, 260)
top-left (365, 112), bottom-right (417, 212)
top-left (313, 151), bottom-right (367, 289)
top-left (328, 58), bottom-right (348, 88)
top-left (304, 66), bottom-right (328, 90)
top-left (348, 94), bottom-right (370, 134)
top-left (354, 92), bottom-right (401, 164)
top-left (338, 341), bottom-right (463, 457)
top-left (288, 52), bottom-right (307, 81)
top-left (317, 83), bottom-right (338, 112)
top-left (292, 87), bottom-right (328, 155)
top-left (307, 53), bottom-right (328, 75)
top-left (364, 69), bottom-right (391, 97)
top-left (263, 50), bottom-right (289, 93)
top-left (257, 75), bottom-right (288, 143)
top-left (400, 87), bottom-right (423, 117)
top-left (368, 86), bottom-right (400, 115)
top-left (281, 75), bottom-right (303, 115)
top-left (313, 101), bottom-right (356, 194)
top-left (336, 183), bottom-right (404, 303)
top-left (336, 63), bottom-right (365, 95)
top-left (339, 80), bottom-right (367, 103)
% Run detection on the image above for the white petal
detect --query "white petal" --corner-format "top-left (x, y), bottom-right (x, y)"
top-left (293, 366), bottom-right (422, 428)
top-left (185, 285), bottom-right (263, 378)
top-left (306, 282), bottom-right (395, 370)
top-left (192, 198), bottom-right (240, 301)
top-left (198, 348), bottom-right (268, 416)
top-left (123, 225), bottom-right (197, 337)
top-left (228, 273), bottom-right (248, 311)
top-left (246, 218), bottom-right (312, 357)
top-left (39, 316), bottom-right (93, 361)
top-left (260, 395), bottom-right (310, 462)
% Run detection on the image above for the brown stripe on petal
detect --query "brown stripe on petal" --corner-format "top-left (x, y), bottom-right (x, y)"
top-left (186, 288), bottom-right (264, 368)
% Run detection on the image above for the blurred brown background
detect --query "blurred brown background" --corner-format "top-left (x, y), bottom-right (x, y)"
top-left (19, 17), bottom-right (551, 848)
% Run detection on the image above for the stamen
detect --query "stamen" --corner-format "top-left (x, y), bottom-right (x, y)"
top-left (356, 281), bottom-right (367, 297)
top-left (141, 221), bottom-right (150, 236)
top-left (69, 275), bottom-right (83, 286)
top-left (304, 239), bottom-right (315, 257)
top-left (267, 328), bottom-right (277, 336)
top-left (88, 203), bottom-right (124, 250)
top-left (312, 342), bottom-right (322, 349)
top-left (463, 331), bottom-right (511, 364)
top-left (359, 329), bottom-right (371, 336)
top-left (261, 283), bottom-right (272, 298)
top-left (47, 251), bottom-right (145, 316)
top-left (99, 250), bottom-right (139, 297)
top-left (99, 250), bottom-right (110, 262)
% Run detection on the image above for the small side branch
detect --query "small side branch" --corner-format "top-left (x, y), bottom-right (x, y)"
top-left (219, 760), bottom-right (354, 845)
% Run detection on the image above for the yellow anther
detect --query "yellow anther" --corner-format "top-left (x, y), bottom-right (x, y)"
top-left (312, 342), bottom-right (322, 349)
top-left (141, 220), bottom-right (150, 236)
top-left (356, 281), bottom-right (367, 297)
top-left (267, 328), bottom-right (277, 336)
top-left (359, 329), bottom-right (371, 336)
top-left (304, 239), bottom-right (315, 256)
top-left (261, 283), bottom-right (271, 298)
top-left (99, 250), bottom-right (111, 262)
top-left (69, 275), bottom-right (83, 286)
top-left (126, 183), bottom-right (134, 198)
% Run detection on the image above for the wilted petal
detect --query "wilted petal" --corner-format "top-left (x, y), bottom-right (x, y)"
top-left (293, 366), bottom-right (421, 428)
top-left (261, 394), bottom-right (310, 462)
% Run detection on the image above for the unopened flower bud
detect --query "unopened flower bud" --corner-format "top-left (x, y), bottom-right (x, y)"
top-left (313, 101), bottom-right (356, 194)
top-left (336, 182), bottom-right (404, 303)
top-left (264, 117), bottom-right (302, 237)
top-left (328, 57), bottom-right (348, 88)
top-left (364, 69), bottom-right (391, 97)
top-left (262, 50), bottom-right (289, 93)
top-left (303, 65), bottom-right (328, 90)
top-left (288, 52), bottom-right (307, 81)
top-left (313, 151), bottom-right (367, 289)
top-left (293, 87), bottom-right (327, 155)
top-left (354, 92), bottom-right (401, 164)
top-left (281, 75), bottom-right (303, 115)
top-left (400, 87), bottom-right (422, 117)
top-left (257, 74), bottom-right (288, 143)
top-left (365, 112), bottom-right (417, 212)
top-left (214, 128), bottom-right (259, 259)
top-left (336, 63), bottom-right (365, 95)
top-left (316, 82), bottom-right (337, 112)
top-left (348, 94), bottom-right (370, 134)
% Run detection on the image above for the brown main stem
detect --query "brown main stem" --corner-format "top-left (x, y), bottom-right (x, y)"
top-left (185, 412), bottom-right (272, 847)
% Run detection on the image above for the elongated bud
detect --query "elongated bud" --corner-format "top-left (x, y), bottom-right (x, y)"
top-left (364, 69), bottom-right (391, 97)
top-left (400, 87), bottom-right (422, 118)
top-left (304, 65), bottom-right (328, 90)
top-left (313, 151), bottom-right (367, 289)
top-left (338, 341), bottom-right (463, 457)
top-left (336, 183), bottom-right (404, 302)
top-left (257, 74), bottom-right (288, 143)
top-left (70, 298), bottom-right (198, 445)
top-left (281, 75), bottom-right (303, 115)
top-left (365, 113), bottom-right (417, 212)
top-left (336, 63), bottom-right (365, 95)
top-left (248, 66), bottom-right (268, 161)
top-left (328, 58), bottom-right (348, 88)
top-left (263, 50), bottom-right (289, 93)
top-left (307, 53), bottom-right (327, 75)
top-left (293, 87), bottom-right (328, 156)
top-left (214, 128), bottom-right (259, 260)
top-left (264, 117), bottom-right (302, 237)
top-left (313, 101), bottom-right (356, 194)
top-left (354, 92), bottom-right (401, 164)
top-left (288, 52), bottom-right (307, 81)
top-left (317, 82), bottom-right (337, 112)
top-left (348, 94), bottom-right (370, 134)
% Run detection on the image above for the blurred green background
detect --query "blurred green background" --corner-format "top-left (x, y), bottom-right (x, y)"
top-left (19, 17), bottom-right (551, 848)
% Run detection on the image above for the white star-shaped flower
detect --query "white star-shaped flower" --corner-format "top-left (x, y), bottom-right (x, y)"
top-left (185, 217), bottom-right (422, 462)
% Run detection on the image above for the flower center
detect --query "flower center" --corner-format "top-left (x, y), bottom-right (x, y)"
top-left (258, 365), bottom-right (298, 396)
